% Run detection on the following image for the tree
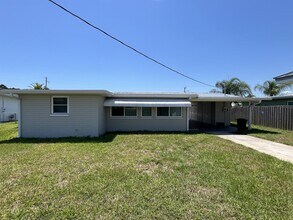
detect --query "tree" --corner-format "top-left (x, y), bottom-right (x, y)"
top-left (30, 82), bottom-right (47, 90)
top-left (0, 84), bottom-right (8, 90)
top-left (215, 77), bottom-right (253, 97)
top-left (254, 80), bottom-right (291, 96)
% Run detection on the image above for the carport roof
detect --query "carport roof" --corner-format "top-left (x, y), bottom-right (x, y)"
top-left (192, 93), bottom-right (270, 102)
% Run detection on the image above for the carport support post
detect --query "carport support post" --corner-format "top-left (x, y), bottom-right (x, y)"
top-left (248, 102), bottom-right (252, 130)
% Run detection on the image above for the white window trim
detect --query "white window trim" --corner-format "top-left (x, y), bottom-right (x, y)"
top-left (110, 107), bottom-right (138, 119)
top-left (140, 107), bottom-right (153, 118)
top-left (51, 96), bottom-right (69, 116)
top-left (156, 107), bottom-right (183, 119)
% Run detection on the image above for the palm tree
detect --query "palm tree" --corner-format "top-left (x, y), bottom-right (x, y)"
top-left (30, 82), bottom-right (45, 90)
top-left (254, 80), bottom-right (291, 96)
top-left (215, 77), bottom-right (253, 97)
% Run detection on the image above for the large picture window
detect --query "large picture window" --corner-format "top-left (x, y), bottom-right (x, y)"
top-left (111, 107), bottom-right (137, 117)
top-left (157, 107), bottom-right (182, 117)
top-left (52, 97), bottom-right (68, 114)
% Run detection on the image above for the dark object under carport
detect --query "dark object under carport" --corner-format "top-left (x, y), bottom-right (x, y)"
top-left (237, 118), bottom-right (247, 132)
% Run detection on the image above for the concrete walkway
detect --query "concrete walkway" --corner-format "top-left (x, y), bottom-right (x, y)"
top-left (210, 131), bottom-right (293, 163)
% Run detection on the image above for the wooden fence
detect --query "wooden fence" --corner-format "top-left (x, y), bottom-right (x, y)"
top-left (230, 106), bottom-right (293, 131)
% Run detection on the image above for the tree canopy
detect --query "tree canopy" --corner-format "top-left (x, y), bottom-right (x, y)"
top-left (215, 77), bottom-right (253, 97)
top-left (0, 84), bottom-right (8, 90)
top-left (254, 80), bottom-right (291, 96)
top-left (29, 83), bottom-right (49, 90)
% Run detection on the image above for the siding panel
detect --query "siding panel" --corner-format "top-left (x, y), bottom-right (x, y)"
top-left (20, 95), bottom-right (104, 138)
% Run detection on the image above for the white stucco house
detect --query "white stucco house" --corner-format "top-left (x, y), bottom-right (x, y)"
top-left (0, 89), bottom-right (262, 138)
top-left (0, 93), bottom-right (19, 122)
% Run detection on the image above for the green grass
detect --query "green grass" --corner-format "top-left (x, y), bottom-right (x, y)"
top-left (247, 125), bottom-right (293, 146)
top-left (0, 122), bottom-right (292, 219)
top-left (231, 122), bottom-right (293, 146)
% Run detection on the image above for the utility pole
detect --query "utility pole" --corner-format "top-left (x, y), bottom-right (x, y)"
top-left (45, 77), bottom-right (49, 90)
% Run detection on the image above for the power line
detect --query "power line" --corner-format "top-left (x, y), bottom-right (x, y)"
top-left (48, 0), bottom-right (216, 88)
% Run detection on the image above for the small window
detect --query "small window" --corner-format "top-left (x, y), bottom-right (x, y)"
top-left (125, 107), bottom-right (137, 116)
top-left (141, 107), bottom-right (152, 117)
top-left (52, 97), bottom-right (68, 114)
top-left (170, 107), bottom-right (181, 116)
top-left (157, 107), bottom-right (169, 116)
top-left (112, 107), bottom-right (124, 116)
top-left (288, 101), bottom-right (293, 106)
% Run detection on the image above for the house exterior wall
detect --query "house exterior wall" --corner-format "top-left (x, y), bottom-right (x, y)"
top-left (215, 102), bottom-right (231, 126)
top-left (257, 98), bottom-right (293, 106)
top-left (19, 94), bottom-right (105, 138)
top-left (0, 95), bottom-right (19, 122)
top-left (190, 102), bottom-right (231, 127)
top-left (106, 107), bottom-right (187, 132)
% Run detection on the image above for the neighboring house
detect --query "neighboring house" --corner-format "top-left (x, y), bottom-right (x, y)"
top-left (0, 94), bottom-right (19, 122)
top-left (274, 71), bottom-right (293, 84)
top-left (257, 93), bottom-right (293, 106)
top-left (0, 90), bottom-right (262, 138)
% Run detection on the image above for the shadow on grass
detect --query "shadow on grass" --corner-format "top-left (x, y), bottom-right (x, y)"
top-left (230, 124), bottom-right (280, 135)
top-left (245, 128), bottom-right (280, 135)
top-left (0, 133), bottom-right (117, 144)
top-left (0, 131), bottom-right (201, 144)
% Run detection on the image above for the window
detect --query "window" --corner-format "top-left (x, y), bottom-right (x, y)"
top-left (52, 97), bottom-right (68, 114)
top-left (157, 107), bottom-right (169, 116)
top-left (112, 107), bottom-right (124, 116)
top-left (157, 107), bottom-right (182, 117)
top-left (170, 107), bottom-right (181, 116)
top-left (125, 107), bottom-right (137, 116)
top-left (141, 107), bottom-right (152, 117)
top-left (288, 101), bottom-right (293, 106)
top-left (111, 107), bottom-right (137, 117)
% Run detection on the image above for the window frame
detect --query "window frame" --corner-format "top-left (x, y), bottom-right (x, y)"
top-left (141, 107), bottom-right (153, 118)
top-left (51, 96), bottom-right (69, 116)
top-left (287, 101), bottom-right (293, 106)
top-left (156, 107), bottom-right (182, 118)
top-left (110, 107), bottom-right (138, 118)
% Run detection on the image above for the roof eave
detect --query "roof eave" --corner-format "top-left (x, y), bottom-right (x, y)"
top-left (111, 93), bottom-right (198, 99)
top-left (0, 89), bottom-right (112, 96)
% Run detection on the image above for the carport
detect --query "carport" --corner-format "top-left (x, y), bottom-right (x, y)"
top-left (189, 93), bottom-right (264, 130)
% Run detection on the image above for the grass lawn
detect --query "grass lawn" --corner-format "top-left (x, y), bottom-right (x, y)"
top-left (231, 122), bottom-right (293, 146)
top-left (0, 122), bottom-right (292, 219)
top-left (247, 125), bottom-right (293, 146)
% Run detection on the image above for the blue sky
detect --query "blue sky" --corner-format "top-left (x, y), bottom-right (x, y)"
top-left (0, 0), bottom-right (292, 95)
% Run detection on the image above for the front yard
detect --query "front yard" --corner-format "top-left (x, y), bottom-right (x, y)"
top-left (0, 122), bottom-right (292, 219)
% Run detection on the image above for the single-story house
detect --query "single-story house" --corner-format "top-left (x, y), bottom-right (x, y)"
top-left (0, 90), bottom-right (263, 138)
top-left (256, 93), bottom-right (293, 106)
top-left (0, 93), bottom-right (19, 122)
top-left (274, 71), bottom-right (293, 84)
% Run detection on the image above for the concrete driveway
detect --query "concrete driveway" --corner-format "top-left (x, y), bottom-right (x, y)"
top-left (210, 130), bottom-right (293, 163)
